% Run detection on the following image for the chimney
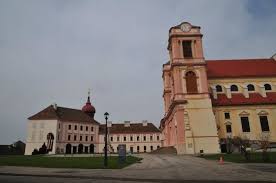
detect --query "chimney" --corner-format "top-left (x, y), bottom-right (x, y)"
top-left (142, 120), bottom-right (148, 126)
top-left (107, 121), bottom-right (112, 128)
top-left (124, 121), bottom-right (130, 127)
top-left (52, 103), bottom-right (57, 110)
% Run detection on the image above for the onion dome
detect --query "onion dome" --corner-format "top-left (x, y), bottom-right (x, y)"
top-left (82, 90), bottom-right (96, 118)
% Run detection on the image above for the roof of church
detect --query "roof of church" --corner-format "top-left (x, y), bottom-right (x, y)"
top-left (206, 58), bottom-right (276, 78)
top-left (28, 105), bottom-right (100, 124)
top-left (211, 92), bottom-right (276, 106)
top-left (99, 123), bottom-right (160, 134)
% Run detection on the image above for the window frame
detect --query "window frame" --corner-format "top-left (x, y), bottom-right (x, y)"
top-left (230, 85), bottom-right (239, 92)
top-left (259, 116), bottom-right (270, 132)
top-left (216, 85), bottom-right (223, 92)
top-left (240, 116), bottom-right (250, 132)
top-left (182, 40), bottom-right (193, 58)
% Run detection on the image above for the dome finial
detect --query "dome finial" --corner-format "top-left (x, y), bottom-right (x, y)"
top-left (87, 88), bottom-right (91, 103)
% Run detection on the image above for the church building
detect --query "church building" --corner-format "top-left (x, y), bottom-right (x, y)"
top-left (160, 22), bottom-right (276, 154)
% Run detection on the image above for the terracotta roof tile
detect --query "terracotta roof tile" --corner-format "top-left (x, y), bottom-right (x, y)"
top-left (28, 105), bottom-right (100, 124)
top-left (99, 123), bottom-right (160, 134)
top-left (211, 92), bottom-right (276, 106)
top-left (206, 58), bottom-right (276, 78)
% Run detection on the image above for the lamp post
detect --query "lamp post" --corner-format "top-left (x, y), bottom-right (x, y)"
top-left (104, 112), bottom-right (109, 167)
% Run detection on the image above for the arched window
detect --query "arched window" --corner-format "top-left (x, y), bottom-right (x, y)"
top-left (247, 84), bottom-right (255, 91)
top-left (46, 133), bottom-right (54, 151)
top-left (264, 84), bottom-right (272, 91)
top-left (230, 85), bottom-right (238, 92)
top-left (216, 85), bottom-right (223, 92)
top-left (185, 71), bottom-right (198, 93)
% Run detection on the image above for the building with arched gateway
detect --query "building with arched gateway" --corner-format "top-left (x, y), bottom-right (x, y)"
top-left (160, 22), bottom-right (276, 154)
top-left (24, 92), bottom-right (161, 155)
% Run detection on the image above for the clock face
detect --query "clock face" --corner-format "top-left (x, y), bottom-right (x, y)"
top-left (180, 23), bottom-right (192, 32)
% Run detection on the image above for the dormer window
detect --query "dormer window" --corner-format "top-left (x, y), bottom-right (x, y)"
top-left (216, 85), bottom-right (223, 92)
top-left (182, 41), bottom-right (193, 58)
top-left (230, 85), bottom-right (238, 92)
top-left (247, 84), bottom-right (255, 91)
top-left (264, 84), bottom-right (272, 91)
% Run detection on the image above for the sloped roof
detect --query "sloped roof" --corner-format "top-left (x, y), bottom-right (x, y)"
top-left (212, 92), bottom-right (276, 106)
top-left (206, 58), bottom-right (276, 78)
top-left (99, 123), bottom-right (160, 134)
top-left (28, 105), bottom-right (99, 124)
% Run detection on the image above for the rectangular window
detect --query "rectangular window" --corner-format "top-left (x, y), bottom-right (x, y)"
top-left (117, 136), bottom-right (120, 141)
top-left (124, 136), bottom-right (126, 141)
top-left (241, 117), bottom-right (250, 132)
top-left (68, 125), bottom-right (71, 130)
top-left (85, 136), bottom-right (88, 141)
top-left (143, 136), bottom-right (146, 141)
top-left (86, 126), bottom-right (88, 131)
top-left (224, 112), bottom-right (230, 119)
top-left (150, 146), bottom-right (153, 151)
top-left (91, 126), bottom-right (94, 131)
top-left (130, 136), bottom-right (133, 141)
top-left (137, 136), bottom-right (140, 141)
top-left (182, 41), bottom-right (193, 58)
top-left (80, 135), bottom-right (82, 141)
top-left (68, 135), bottom-right (71, 141)
top-left (58, 124), bottom-right (61, 129)
top-left (144, 146), bottom-right (146, 152)
top-left (91, 136), bottom-right (94, 141)
top-left (74, 135), bottom-right (77, 141)
top-left (110, 136), bottom-right (113, 141)
top-left (74, 125), bottom-right (77, 130)
top-left (80, 126), bottom-right (83, 131)
top-left (157, 136), bottom-right (159, 141)
top-left (226, 125), bottom-right (232, 133)
top-left (137, 146), bottom-right (140, 152)
top-left (150, 136), bottom-right (153, 141)
top-left (260, 116), bottom-right (270, 132)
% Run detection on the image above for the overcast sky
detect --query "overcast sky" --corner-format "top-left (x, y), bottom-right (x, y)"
top-left (0, 0), bottom-right (276, 144)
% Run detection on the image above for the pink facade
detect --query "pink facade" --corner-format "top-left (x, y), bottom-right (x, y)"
top-left (160, 22), bottom-right (220, 154)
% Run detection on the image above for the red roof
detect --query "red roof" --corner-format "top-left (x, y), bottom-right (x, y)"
top-left (212, 92), bottom-right (276, 106)
top-left (28, 105), bottom-right (99, 124)
top-left (99, 123), bottom-right (160, 134)
top-left (206, 58), bottom-right (276, 78)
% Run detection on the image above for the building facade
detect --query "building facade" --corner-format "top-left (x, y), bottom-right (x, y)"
top-left (160, 22), bottom-right (276, 154)
top-left (25, 94), bottom-right (100, 155)
top-left (25, 94), bottom-right (161, 155)
top-left (98, 121), bottom-right (161, 153)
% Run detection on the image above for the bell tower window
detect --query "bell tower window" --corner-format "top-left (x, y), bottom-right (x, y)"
top-left (182, 41), bottom-right (193, 58)
top-left (186, 71), bottom-right (198, 93)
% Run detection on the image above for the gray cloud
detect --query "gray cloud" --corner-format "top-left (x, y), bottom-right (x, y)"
top-left (0, 0), bottom-right (275, 144)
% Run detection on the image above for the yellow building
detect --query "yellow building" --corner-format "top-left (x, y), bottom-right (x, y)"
top-left (160, 22), bottom-right (276, 154)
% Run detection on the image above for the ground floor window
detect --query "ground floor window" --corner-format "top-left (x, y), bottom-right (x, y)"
top-left (144, 146), bottom-right (146, 152)
top-left (226, 125), bottom-right (232, 133)
top-left (137, 146), bottom-right (140, 153)
top-left (241, 117), bottom-right (250, 132)
top-left (150, 146), bottom-right (153, 151)
top-left (260, 116), bottom-right (270, 132)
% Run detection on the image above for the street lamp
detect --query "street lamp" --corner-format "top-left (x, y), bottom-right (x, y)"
top-left (104, 112), bottom-right (109, 167)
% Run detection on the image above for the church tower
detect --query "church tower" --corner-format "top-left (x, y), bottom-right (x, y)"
top-left (161, 22), bottom-right (220, 154)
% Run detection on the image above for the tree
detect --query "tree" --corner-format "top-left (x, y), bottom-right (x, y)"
top-left (32, 149), bottom-right (39, 155)
top-left (38, 143), bottom-right (48, 154)
top-left (232, 136), bottom-right (251, 161)
top-left (258, 133), bottom-right (271, 162)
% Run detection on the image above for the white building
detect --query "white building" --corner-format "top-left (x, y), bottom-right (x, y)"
top-left (25, 94), bottom-right (100, 155)
top-left (98, 121), bottom-right (162, 153)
